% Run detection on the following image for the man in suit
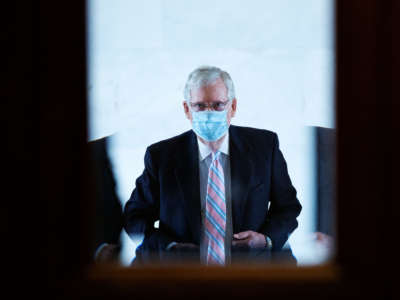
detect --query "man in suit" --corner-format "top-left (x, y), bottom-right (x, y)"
top-left (124, 66), bottom-right (302, 265)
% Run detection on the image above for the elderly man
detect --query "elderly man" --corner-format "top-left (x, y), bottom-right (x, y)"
top-left (124, 66), bottom-right (302, 265)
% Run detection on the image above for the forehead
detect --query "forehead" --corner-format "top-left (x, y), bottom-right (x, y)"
top-left (190, 78), bottom-right (228, 102)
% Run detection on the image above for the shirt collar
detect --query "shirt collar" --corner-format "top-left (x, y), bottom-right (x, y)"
top-left (197, 133), bottom-right (229, 161)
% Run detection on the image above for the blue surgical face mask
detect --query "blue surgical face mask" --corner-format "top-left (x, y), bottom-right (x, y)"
top-left (191, 110), bottom-right (229, 142)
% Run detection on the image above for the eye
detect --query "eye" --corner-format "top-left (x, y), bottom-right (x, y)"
top-left (214, 102), bottom-right (225, 110)
top-left (194, 103), bottom-right (207, 111)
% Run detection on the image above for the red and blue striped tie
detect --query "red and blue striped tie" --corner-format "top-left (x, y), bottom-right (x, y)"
top-left (205, 151), bottom-right (226, 265)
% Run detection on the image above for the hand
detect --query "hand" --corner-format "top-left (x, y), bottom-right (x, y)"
top-left (314, 232), bottom-right (334, 250)
top-left (232, 231), bottom-right (266, 249)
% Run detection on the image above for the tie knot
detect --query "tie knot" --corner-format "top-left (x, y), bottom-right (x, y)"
top-left (212, 150), bottom-right (221, 161)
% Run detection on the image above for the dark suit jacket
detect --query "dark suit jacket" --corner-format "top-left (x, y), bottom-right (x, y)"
top-left (124, 125), bottom-right (302, 264)
top-left (89, 136), bottom-right (124, 254)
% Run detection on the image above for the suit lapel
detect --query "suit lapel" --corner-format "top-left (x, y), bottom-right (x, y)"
top-left (229, 126), bottom-right (254, 233)
top-left (174, 130), bottom-right (202, 244)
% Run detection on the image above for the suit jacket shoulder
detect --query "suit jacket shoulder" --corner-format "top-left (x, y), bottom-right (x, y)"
top-left (147, 130), bottom-right (192, 152)
top-left (229, 125), bottom-right (278, 152)
top-left (145, 130), bottom-right (194, 170)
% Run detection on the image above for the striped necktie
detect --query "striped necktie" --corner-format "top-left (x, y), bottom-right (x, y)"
top-left (205, 151), bottom-right (226, 265)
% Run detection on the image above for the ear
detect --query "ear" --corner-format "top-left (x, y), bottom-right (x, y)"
top-left (230, 98), bottom-right (237, 118)
top-left (183, 100), bottom-right (192, 121)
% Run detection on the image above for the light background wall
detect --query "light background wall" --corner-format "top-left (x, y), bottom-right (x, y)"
top-left (87, 0), bottom-right (335, 265)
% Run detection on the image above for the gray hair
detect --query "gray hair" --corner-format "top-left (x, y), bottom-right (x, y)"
top-left (184, 66), bottom-right (236, 102)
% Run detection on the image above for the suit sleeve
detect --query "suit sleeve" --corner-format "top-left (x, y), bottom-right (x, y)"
top-left (123, 147), bottom-right (175, 257)
top-left (261, 133), bottom-right (302, 251)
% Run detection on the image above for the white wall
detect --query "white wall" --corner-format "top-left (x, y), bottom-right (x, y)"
top-left (88, 0), bottom-right (335, 265)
